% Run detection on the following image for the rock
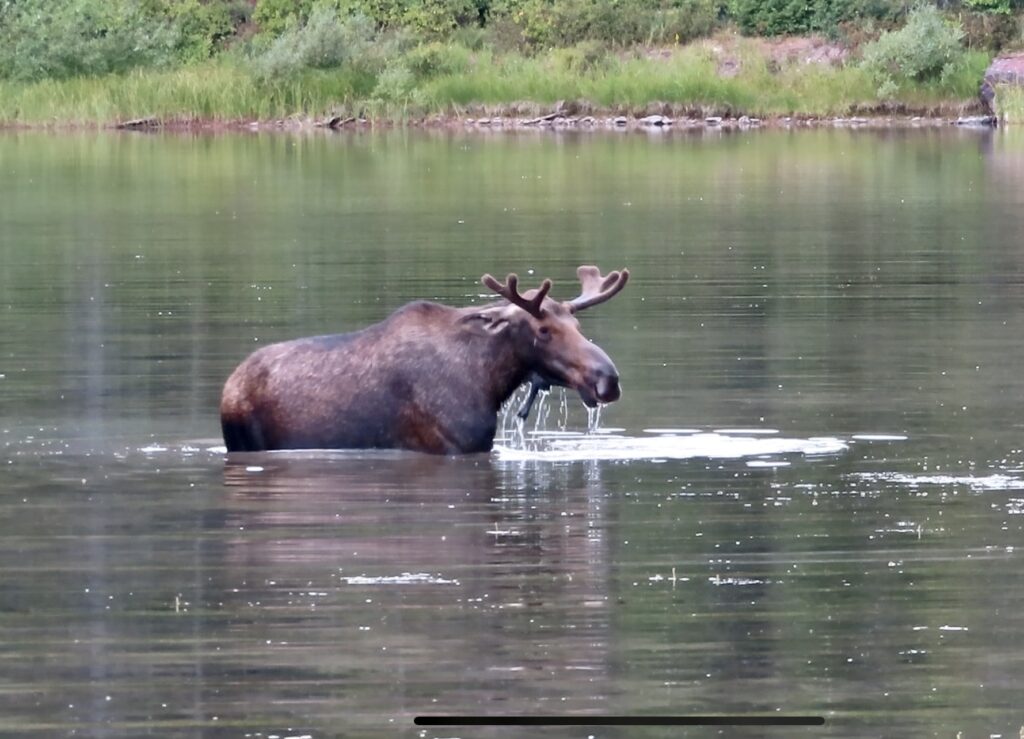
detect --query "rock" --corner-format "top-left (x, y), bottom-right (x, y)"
top-left (705, 116), bottom-right (722, 125)
top-left (985, 51), bottom-right (1024, 85)
top-left (116, 116), bottom-right (159, 129)
top-left (639, 114), bottom-right (671, 127)
top-left (613, 116), bottom-right (628, 126)
top-left (316, 115), bottom-right (354, 129)
top-left (983, 52), bottom-right (1024, 115)
top-left (477, 118), bottom-right (491, 125)
top-left (579, 116), bottom-right (595, 126)
top-left (737, 115), bottom-right (751, 126)
top-left (955, 115), bottom-right (997, 127)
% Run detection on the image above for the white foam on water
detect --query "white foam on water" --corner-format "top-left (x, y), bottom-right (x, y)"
top-left (851, 434), bottom-right (909, 441)
top-left (339, 572), bottom-right (459, 586)
top-left (713, 428), bottom-right (780, 435)
top-left (709, 575), bottom-right (766, 586)
top-left (494, 432), bottom-right (847, 463)
top-left (853, 472), bottom-right (1024, 491)
top-left (642, 428), bottom-right (701, 435)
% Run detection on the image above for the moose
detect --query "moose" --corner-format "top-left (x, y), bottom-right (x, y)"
top-left (220, 265), bottom-right (629, 454)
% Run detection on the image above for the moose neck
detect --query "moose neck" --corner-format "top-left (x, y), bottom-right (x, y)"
top-left (476, 331), bottom-right (532, 411)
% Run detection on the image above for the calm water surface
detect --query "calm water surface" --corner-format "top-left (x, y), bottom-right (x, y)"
top-left (2, 128), bottom-right (1024, 737)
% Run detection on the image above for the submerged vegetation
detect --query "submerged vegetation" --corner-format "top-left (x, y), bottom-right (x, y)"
top-left (0, 0), bottom-right (1020, 125)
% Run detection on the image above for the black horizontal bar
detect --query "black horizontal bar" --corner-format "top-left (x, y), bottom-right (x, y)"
top-left (414, 716), bottom-right (825, 727)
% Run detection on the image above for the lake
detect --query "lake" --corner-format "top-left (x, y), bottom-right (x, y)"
top-left (2, 127), bottom-right (1024, 737)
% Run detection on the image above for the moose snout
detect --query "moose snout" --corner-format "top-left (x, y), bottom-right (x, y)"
top-left (595, 368), bottom-right (620, 403)
top-left (585, 343), bottom-right (622, 405)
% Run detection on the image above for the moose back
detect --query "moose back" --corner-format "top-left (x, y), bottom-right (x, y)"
top-left (220, 265), bottom-right (629, 454)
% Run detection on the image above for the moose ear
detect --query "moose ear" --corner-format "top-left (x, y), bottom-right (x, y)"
top-left (459, 310), bottom-right (510, 336)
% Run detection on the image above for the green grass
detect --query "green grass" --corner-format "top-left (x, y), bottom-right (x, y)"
top-left (0, 43), bottom-right (993, 126)
top-left (995, 83), bottom-right (1024, 123)
top-left (0, 64), bottom-right (368, 125)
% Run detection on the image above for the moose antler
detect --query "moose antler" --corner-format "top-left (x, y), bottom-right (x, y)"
top-left (482, 273), bottom-right (552, 318)
top-left (568, 265), bottom-right (629, 312)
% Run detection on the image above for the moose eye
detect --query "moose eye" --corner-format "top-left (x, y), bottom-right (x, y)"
top-left (537, 325), bottom-right (552, 340)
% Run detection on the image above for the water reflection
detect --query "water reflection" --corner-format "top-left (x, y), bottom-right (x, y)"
top-left (4, 128), bottom-right (1024, 736)
top-left (219, 454), bottom-right (616, 733)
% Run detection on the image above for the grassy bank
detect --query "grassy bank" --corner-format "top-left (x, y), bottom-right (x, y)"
top-left (996, 83), bottom-right (1024, 122)
top-left (0, 39), bottom-right (995, 128)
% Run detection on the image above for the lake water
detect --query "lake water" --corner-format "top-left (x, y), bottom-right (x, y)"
top-left (2, 127), bottom-right (1024, 737)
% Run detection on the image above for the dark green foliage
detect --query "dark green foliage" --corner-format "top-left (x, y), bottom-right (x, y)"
top-left (962, 0), bottom-right (1012, 14)
top-left (960, 8), bottom-right (1019, 49)
top-left (0, 0), bottom-right (177, 81)
top-left (168, 0), bottom-right (242, 62)
top-left (253, 0), bottom-right (316, 35)
top-left (730, 0), bottom-right (906, 36)
top-left (488, 0), bottom-right (720, 48)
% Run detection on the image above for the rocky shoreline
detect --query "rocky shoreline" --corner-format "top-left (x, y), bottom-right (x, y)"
top-left (92, 110), bottom-right (1000, 134)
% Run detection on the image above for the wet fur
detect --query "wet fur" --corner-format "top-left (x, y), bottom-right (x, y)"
top-left (220, 301), bottom-right (531, 454)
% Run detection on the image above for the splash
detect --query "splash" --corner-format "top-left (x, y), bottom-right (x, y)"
top-left (495, 431), bottom-right (847, 463)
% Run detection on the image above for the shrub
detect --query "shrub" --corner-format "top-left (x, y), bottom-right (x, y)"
top-left (372, 63), bottom-right (417, 101)
top-left (962, 0), bottom-right (1012, 14)
top-left (167, 0), bottom-right (239, 63)
top-left (253, 0), bottom-right (315, 35)
top-left (549, 40), bottom-right (610, 72)
top-left (254, 6), bottom-right (376, 80)
top-left (489, 0), bottom-right (720, 48)
top-left (0, 0), bottom-right (179, 81)
top-left (960, 9), bottom-right (1019, 50)
top-left (399, 0), bottom-right (481, 37)
top-left (730, 0), bottom-right (903, 37)
top-left (860, 4), bottom-right (966, 97)
top-left (647, 0), bottom-right (720, 44)
top-left (404, 42), bottom-right (472, 78)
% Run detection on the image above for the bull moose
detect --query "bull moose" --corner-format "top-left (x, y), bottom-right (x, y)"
top-left (220, 265), bottom-right (629, 454)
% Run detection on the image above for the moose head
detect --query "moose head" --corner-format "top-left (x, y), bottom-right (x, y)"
top-left (475, 265), bottom-right (629, 410)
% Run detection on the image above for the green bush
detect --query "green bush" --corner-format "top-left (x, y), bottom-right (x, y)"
top-left (405, 42), bottom-right (472, 77)
top-left (489, 0), bottom-right (720, 48)
top-left (168, 0), bottom-right (240, 63)
top-left (647, 1), bottom-right (720, 44)
top-left (860, 4), bottom-right (966, 97)
top-left (962, 0), bottom-right (1012, 14)
top-left (253, 0), bottom-right (315, 35)
top-left (549, 40), bottom-right (610, 72)
top-left (960, 9), bottom-right (1019, 50)
top-left (372, 63), bottom-right (417, 101)
top-left (254, 6), bottom-right (376, 80)
top-left (0, 0), bottom-right (179, 81)
top-left (730, 0), bottom-right (903, 37)
top-left (334, 0), bottom-right (483, 35)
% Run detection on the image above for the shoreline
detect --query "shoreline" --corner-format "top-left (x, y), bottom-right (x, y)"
top-left (0, 111), bottom-right (1000, 134)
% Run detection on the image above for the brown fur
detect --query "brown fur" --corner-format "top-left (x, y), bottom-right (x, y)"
top-left (221, 275), bottom-right (625, 455)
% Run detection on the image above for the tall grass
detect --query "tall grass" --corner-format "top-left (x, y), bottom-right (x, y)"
top-left (995, 83), bottom-right (1024, 123)
top-left (0, 42), bottom-right (992, 126)
top-left (419, 43), bottom-right (930, 117)
top-left (0, 64), bottom-right (367, 125)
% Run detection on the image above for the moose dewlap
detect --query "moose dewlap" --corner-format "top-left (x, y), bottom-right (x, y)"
top-left (219, 265), bottom-right (629, 455)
